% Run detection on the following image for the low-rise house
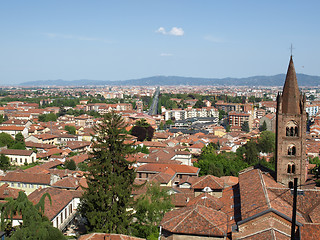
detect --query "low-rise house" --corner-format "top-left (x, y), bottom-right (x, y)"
top-left (0, 183), bottom-right (21, 200)
top-left (136, 163), bottom-right (199, 181)
top-left (0, 149), bottom-right (36, 166)
top-left (0, 125), bottom-right (28, 138)
top-left (57, 134), bottom-right (78, 144)
top-left (191, 175), bottom-right (224, 198)
top-left (0, 171), bottom-right (51, 195)
top-left (10, 187), bottom-right (82, 231)
top-left (26, 133), bottom-right (58, 145)
top-left (64, 141), bottom-right (91, 153)
top-left (25, 141), bottom-right (56, 153)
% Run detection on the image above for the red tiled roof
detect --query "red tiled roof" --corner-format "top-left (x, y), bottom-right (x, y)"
top-left (52, 176), bottom-right (79, 189)
top-left (78, 233), bottom-right (145, 240)
top-left (28, 187), bottom-right (82, 220)
top-left (1, 171), bottom-right (51, 185)
top-left (160, 205), bottom-right (227, 237)
top-left (192, 175), bottom-right (224, 190)
top-left (0, 149), bottom-right (33, 156)
top-left (186, 193), bottom-right (223, 210)
top-left (136, 163), bottom-right (199, 175)
top-left (25, 141), bottom-right (56, 149)
top-left (67, 153), bottom-right (89, 165)
top-left (0, 184), bottom-right (22, 199)
top-left (300, 224), bottom-right (320, 240)
top-left (0, 125), bottom-right (25, 131)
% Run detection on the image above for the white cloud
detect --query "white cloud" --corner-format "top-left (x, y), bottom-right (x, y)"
top-left (156, 27), bottom-right (166, 35)
top-left (169, 27), bottom-right (184, 36)
top-left (156, 27), bottom-right (184, 36)
top-left (160, 53), bottom-right (173, 57)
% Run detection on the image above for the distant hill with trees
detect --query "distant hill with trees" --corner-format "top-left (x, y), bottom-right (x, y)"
top-left (20, 73), bottom-right (320, 87)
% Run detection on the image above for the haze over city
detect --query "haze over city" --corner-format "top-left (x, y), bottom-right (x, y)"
top-left (1, 1), bottom-right (320, 85)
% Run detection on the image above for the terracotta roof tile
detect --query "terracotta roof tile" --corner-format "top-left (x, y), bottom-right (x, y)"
top-left (28, 187), bottom-right (82, 220)
top-left (78, 233), bottom-right (144, 240)
top-left (0, 149), bottom-right (33, 156)
top-left (300, 224), bottom-right (320, 240)
top-left (186, 193), bottom-right (223, 210)
top-left (0, 184), bottom-right (22, 199)
top-left (136, 163), bottom-right (199, 175)
top-left (161, 205), bottom-right (227, 237)
top-left (1, 171), bottom-right (51, 185)
top-left (192, 175), bottom-right (224, 190)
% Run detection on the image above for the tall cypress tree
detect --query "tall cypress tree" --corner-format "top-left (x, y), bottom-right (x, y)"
top-left (79, 112), bottom-right (136, 234)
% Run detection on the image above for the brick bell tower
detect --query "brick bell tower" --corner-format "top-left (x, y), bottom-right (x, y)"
top-left (275, 55), bottom-right (307, 188)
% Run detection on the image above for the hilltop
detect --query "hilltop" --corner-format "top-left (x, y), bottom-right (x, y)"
top-left (19, 73), bottom-right (320, 87)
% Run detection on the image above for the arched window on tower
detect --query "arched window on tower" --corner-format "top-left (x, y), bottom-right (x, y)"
top-left (287, 164), bottom-right (291, 173)
top-left (287, 163), bottom-right (295, 174)
top-left (286, 121), bottom-right (299, 137)
top-left (288, 145), bottom-right (296, 156)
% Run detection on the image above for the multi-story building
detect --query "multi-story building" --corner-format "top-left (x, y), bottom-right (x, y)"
top-left (164, 107), bottom-right (218, 122)
top-left (228, 111), bottom-right (253, 130)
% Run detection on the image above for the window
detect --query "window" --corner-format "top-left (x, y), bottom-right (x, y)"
top-left (17, 183), bottom-right (21, 187)
top-left (287, 163), bottom-right (296, 174)
top-left (288, 145), bottom-right (296, 156)
top-left (289, 181), bottom-right (293, 188)
top-left (69, 204), bottom-right (73, 215)
top-left (286, 121), bottom-right (298, 137)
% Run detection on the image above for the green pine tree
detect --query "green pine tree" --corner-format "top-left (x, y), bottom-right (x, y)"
top-left (79, 112), bottom-right (136, 234)
top-left (241, 121), bottom-right (250, 133)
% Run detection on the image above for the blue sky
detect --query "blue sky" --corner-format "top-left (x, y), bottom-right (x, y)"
top-left (0, 1), bottom-right (319, 85)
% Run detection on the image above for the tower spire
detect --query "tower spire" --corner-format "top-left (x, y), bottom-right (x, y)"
top-left (281, 56), bottom-right (300, 114)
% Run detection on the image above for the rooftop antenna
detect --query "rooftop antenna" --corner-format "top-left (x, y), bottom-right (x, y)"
top-left (290, 44), bottom-right (295, 57)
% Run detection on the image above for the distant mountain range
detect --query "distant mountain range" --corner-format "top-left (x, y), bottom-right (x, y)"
top-left (20, 74), bottom-right (320, 87)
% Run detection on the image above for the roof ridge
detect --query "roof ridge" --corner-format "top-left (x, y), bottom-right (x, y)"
top-left (258, 170), bottom-right (271, 209)
top-left (196, 206), bottom-right (225, 235)
top-left (171, 208), bottom-right (194, 232)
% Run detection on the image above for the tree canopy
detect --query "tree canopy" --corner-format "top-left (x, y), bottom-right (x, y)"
top-left (64, 125), bottom-right (76, 135)
top-left (131, 119), bottom-right (154, 141)
top-left (194, 144), bottom-right (248, 177)
top-left (132, 183), bottom-right (173, 239)
top-left (38, 113), bottom-right (57, 122)
top-left (64, 159), bottom-right (77, 170)
top-left (0, 191), bottom-right (66, 239)
top-left (0, 154), bottom-right (10, 171)
top-left (241, 121), bottom-right (250, 133)
top-left (79, 112), bottom-right (136, 234)
top-left (0, 133), bottom-right (14, 148)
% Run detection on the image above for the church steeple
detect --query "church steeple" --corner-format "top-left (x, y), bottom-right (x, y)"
top-left (281, 56), bottom-right (301, 114)
top-left (275, 55), bottom-right (307, 187)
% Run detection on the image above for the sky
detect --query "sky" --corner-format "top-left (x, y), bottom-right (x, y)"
top-left (0, 1), bottom-right (320, 85)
